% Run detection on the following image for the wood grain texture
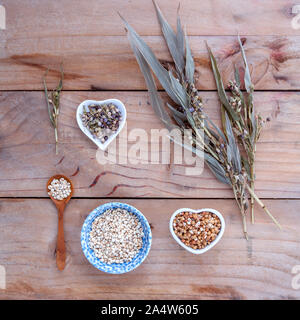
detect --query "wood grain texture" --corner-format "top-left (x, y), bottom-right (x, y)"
top-left (1, 35), bottom-right (300, 90)
top-left (0, 198), bottom-right (299, 300)
top-left (1, 91), bottom-right (300, 198)
top-left (1, 0), bottom-right (300, 301)
top-left (1, 0), bottom-right (298, 37)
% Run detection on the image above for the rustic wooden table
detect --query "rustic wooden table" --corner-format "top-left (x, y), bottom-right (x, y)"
top-left (0, 0), bottom-right (300, 300)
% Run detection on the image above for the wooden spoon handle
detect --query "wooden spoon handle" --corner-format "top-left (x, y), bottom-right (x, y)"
top-left (56, 205), bottom-right (66, 271)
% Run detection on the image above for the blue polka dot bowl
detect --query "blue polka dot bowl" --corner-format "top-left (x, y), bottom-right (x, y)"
top-left (81, 202), bottom-right (152, 274)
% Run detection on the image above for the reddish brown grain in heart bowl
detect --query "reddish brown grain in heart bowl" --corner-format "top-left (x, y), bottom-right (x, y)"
top-left (169, 208), bottom-right (225, 254)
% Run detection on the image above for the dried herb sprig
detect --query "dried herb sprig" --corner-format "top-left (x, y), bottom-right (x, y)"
top-left (120, 1), bottom-right (281, 238)
top-left (206, 38), bottom-right (263, 224)
top-left (43, 65), bottom-right (64, 155)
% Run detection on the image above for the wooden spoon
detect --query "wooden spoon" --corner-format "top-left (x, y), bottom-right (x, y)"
top-left (47, 174), bottom-right (73, 271)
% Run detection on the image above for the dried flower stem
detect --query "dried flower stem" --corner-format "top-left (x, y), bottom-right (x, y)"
top-left (232, 182), bottom-right (248, 239)
top-left (246, 184), bottom-right (282, 229)
top-left (250, 159), bottom-right (255, 224)
top-left (54, 126), bottom-right (58, 155)
top-left (207, 38), bottom-right (267, 227)
top-left (43, 65), bottom-right (64, 155)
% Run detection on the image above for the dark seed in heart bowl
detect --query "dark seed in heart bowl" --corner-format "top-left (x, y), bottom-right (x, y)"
top-left (80, 103), bottom-right (122, 143)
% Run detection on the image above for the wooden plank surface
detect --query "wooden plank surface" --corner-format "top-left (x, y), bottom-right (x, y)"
top-left (0, 198), bottom-right (299, 300)
top-left (0, 91), bottom-right (300, 198)
top-left (1, 35), bottom-right (300, 90)
top-left (1, 0), bottom-right (298, 37)
top-left (1, 0), bottom-right (300, 301)
top-left (1, 1), bottom-right (300, 90)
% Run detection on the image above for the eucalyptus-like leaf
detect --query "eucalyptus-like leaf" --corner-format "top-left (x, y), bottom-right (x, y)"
top-left (203, 112), bottom-right (226, 142)
top-left (203, 120), bottom-right (220, 141)
top-left (185, 107), bottom-right (198, 133)
top-left (173, 114), bottom-right (186, 128)
top-left (205, 153), bottom-right (231, 185)
top-left (250, 111), bottom-right (256, 144)
top-left (128, 32), bottom-right (176, 131)
top-left (168, 70), bottom-right (188, 107)
top-left (153, 0), bottom-right (184, 74)
top-left (220, 103), bottom-right (227, 138)
top-left (203, 131), bottom-right (210, 145)
top-left (206, 43), bottom-right (239, 121)
top-left (166, 102), bottom-right (186, 120)
top-left (185, 32), bottom-right (194, 84)
top-left (226, 144), bottom-right (232, 164)
top-left (176, 10), bottom-right (185, 63)
top-left (234, 66), bottom-right (240, 86)
top-left (225, 112), bottom-right (241, 172)
top-left (170, 134), bottom-right (204, 161)
top-left (238, 35), bottom-right (252, 93)
top-left (120, 13), bottom-right (182, 106)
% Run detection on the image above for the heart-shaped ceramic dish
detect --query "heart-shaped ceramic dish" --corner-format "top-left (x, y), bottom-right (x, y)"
top-left (76, 99), bottom-right (127, 151)
top-left (169, 208), bottom-right (225, 254)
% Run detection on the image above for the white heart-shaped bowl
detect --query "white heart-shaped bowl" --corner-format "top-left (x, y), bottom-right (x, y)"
top-left (76, 99), bottom-right (127, 151)
top-left (169, 208), bottom-right (225, 254)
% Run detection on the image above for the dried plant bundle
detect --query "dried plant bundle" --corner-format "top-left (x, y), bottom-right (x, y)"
top-left (120, 1), bottom-right (281, 238)
top-left (43, 65), bottom-right (64, 155)
top-left (206, 39), bottom-right (262, 224)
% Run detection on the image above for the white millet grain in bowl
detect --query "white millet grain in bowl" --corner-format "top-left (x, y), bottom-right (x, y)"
top-left (48, 178), bottom-right (71, 200)
top-left (89, 208), bottom-right (144, 264)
